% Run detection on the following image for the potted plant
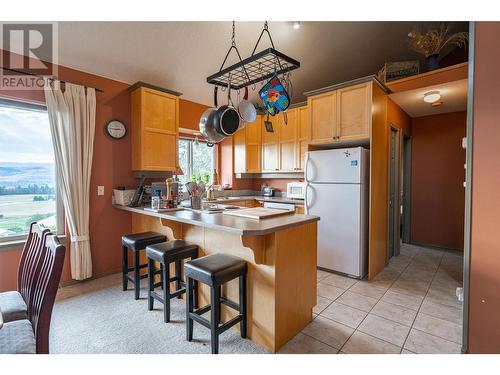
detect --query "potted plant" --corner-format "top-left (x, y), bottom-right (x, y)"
top-left (408, 23), bottom-right (468, 71)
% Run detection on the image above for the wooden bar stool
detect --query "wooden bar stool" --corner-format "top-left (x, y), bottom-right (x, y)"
top-left (184, 253), bottom-right (247, 354)
top-left (121, 232), bottom-right (166, 299)
top-left (146, 240), bottom-right (198, 323)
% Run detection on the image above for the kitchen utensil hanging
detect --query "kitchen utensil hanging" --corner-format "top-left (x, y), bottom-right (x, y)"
top-left (214, 77), bottom-right (240, 136)
top-left (238, 86), bottom-right (257, 125)
top-left (198, 87), bottom-right (225, 147)
top-left (199, 22), bottom-right (245, 146)
top-left (206, 22), bottom-right (300, 90)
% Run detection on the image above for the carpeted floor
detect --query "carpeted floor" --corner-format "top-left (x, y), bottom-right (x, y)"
top-left (50, 273), bottom-right (268, 354)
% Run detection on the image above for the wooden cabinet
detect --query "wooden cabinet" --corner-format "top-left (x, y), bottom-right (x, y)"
top-left (233, 116), bottom-right (262, 173)
top-left (278, 109), bottom-right (297, 172)
top-left (262, 116), bottom-right (279, 172)
top-left (297, 106), bottom-right (308, 171)
top-left (307, 81), bottom-right (372, 145)
top-left (234, 106), bottom-right (308, 175)
top-left (131, 85), bottom-right (179, 171)
top-left (308, 91), bottom-right (337, 143)
top-left (336, 82), bottom-right (371, 141)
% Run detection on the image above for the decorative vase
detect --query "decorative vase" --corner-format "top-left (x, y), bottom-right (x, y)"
top-left (427, 54), bottom-right (440, 71)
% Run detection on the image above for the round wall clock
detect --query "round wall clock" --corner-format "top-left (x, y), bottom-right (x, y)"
top-left (105, 120), bottom-right (127, 139)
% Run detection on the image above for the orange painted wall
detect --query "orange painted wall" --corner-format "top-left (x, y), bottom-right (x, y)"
top-left (0, 49), bottom-right (135, 291)
top-left (410, 111), bottom-right (466, 250)
top-left (179, 99), bottom-right (209, 132)
top-left (387, 97), bottom-right (411, 135)
top-left (468, 22), bottom-right (500, 353)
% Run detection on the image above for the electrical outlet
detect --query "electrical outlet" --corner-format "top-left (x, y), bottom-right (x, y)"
top-left (97, 186), bottom-right (105, 196)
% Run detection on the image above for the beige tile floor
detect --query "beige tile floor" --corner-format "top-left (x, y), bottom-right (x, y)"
top-left (279, 243), bottom-right (464, 354)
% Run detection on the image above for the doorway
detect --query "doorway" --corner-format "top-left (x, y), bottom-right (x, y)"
top-left (388, 126), bottom-right (401, 259)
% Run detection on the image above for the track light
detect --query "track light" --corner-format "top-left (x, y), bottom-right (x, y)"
top-left (293, 21), bottom-right (301, 30)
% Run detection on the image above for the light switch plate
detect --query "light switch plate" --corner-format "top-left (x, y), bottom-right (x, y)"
top-left (97, 186), bottom-right (105, 196)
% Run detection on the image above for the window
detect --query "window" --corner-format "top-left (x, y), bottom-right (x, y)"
top-left (178, 138), bottom-right (216, 186)
top-left (0, 99), bottom-right (62, 242)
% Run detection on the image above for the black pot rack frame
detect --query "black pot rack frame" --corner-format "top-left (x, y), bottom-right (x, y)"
top-left (206, 23), bottom-right (300, 91)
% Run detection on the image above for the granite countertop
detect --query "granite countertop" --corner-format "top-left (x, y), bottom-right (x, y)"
top-left (114, 204), bottom-right (318, 236)
top-left (204, 195), bottom-right (305, 205)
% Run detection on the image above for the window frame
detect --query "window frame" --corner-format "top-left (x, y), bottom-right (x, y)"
top-left (178, 136), bottom-right (216, 184)
top-left (0, 98), bottom-right (65, 246)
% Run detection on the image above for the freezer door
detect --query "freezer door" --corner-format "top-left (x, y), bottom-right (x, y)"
top-left (305, 147), bottom-right (363, 184)
top-left (307, 182), bottom-right (362, 277)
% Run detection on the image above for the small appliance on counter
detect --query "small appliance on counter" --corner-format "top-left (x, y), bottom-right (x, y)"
top-left (261, 184), bottom-right (275, 197)
top-left (287, 182), bottom-right (307, 200)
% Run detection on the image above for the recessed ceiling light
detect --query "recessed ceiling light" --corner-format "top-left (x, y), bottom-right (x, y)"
top-left (293, 21), bottom-right (301, 30)
top-left (423, 90), bottom-right (441, 103)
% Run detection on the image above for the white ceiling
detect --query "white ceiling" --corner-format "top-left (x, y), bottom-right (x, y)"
top-left (389, 79), bottom-right (468, 117)
top-left (53, 21), bottom-right (468, 105)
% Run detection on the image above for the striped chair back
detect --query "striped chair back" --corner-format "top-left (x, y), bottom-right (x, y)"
top-left (17, 222), bottom-right (51, 309)
top-left (29, 235), bottom-right (66, 354)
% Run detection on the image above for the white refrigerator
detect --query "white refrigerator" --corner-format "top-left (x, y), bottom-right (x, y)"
top-left (305, 147), bottom-right (369, 278)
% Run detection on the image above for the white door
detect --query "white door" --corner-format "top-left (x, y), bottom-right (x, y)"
top-left (307, 182), bottom-right (362, 277)
top-left (305, 147), bottom-right (363, 184)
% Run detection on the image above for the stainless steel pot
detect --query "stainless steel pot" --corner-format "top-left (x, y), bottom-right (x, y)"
top-left (199, 87), bottom-right (225, 147)
top-left (214, 83), bottom-right (240, 136)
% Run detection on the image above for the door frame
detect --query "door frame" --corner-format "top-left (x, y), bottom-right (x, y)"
top-left (388, 126), bottom-right (402, 259)
top-left (402, 134), bottom-right (412, 244)
top-left (461, 21), bottom-right (475, 354)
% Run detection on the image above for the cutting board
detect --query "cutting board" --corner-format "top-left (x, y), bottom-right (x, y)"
top-left (223, 207), bottom-right (293, 220)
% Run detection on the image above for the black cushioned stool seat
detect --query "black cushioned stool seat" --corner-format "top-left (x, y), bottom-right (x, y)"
top-left (184, 253), bottom-right (247, 354)
top-left (121, 232), bottom-right (167, 300)
top-left (146, 240), bottom-right (198, 323)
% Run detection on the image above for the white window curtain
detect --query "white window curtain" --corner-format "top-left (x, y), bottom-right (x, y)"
top-left (44, 80), bottom-right (96, 280)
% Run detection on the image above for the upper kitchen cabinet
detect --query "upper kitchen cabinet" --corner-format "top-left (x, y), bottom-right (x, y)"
top-left (262, 115), bottom-right (279, 172)
top-left (336, 82), bottom-right (371, 141)
top-left (278, 109), bottom-right (297, 172)
top-left (297, 106), bottom-right (308, 171)
top-left (306, 79), bottom-right (379, 145)
top-left (130, 83), bottom-right (180, 171)
top-left (233, 116), bottom-right (262, 173)
top-left (307, 91), bottom-right (337, 144)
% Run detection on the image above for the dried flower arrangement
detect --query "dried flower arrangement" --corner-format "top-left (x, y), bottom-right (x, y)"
top-left (408, 23), bottom-right (469, 58)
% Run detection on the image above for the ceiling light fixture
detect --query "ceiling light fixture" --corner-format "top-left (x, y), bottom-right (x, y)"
top-left (423, 90), bottom-right (441, 103)
top-left (293, 21), bottom-right (301, 30)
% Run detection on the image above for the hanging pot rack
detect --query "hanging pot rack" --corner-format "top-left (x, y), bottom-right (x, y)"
top-left (206, 22), bottom-right (300, 91)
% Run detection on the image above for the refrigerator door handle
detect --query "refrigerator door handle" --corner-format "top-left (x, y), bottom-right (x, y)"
top-left (305, 152), bottom-right (311, 183)
top-left (305, 183), bottom-right (313, 214)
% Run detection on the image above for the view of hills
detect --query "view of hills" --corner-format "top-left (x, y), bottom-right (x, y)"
top-left (0, 162), bottom-right (55, 189)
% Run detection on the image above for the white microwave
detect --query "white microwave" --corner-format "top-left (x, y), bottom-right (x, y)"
top-left (287, 182), bottom-right (306, 200)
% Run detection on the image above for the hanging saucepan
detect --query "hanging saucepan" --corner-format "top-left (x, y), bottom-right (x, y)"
top-left (214, 80), bottom-right (240, 136)
top-left (238, 86), bottom-right (257, 125)
top-left (199, 86), bottom-right (225, 147)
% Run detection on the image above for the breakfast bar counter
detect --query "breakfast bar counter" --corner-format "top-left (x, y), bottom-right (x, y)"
top-left (114, 205), bottom-right (319, 352)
